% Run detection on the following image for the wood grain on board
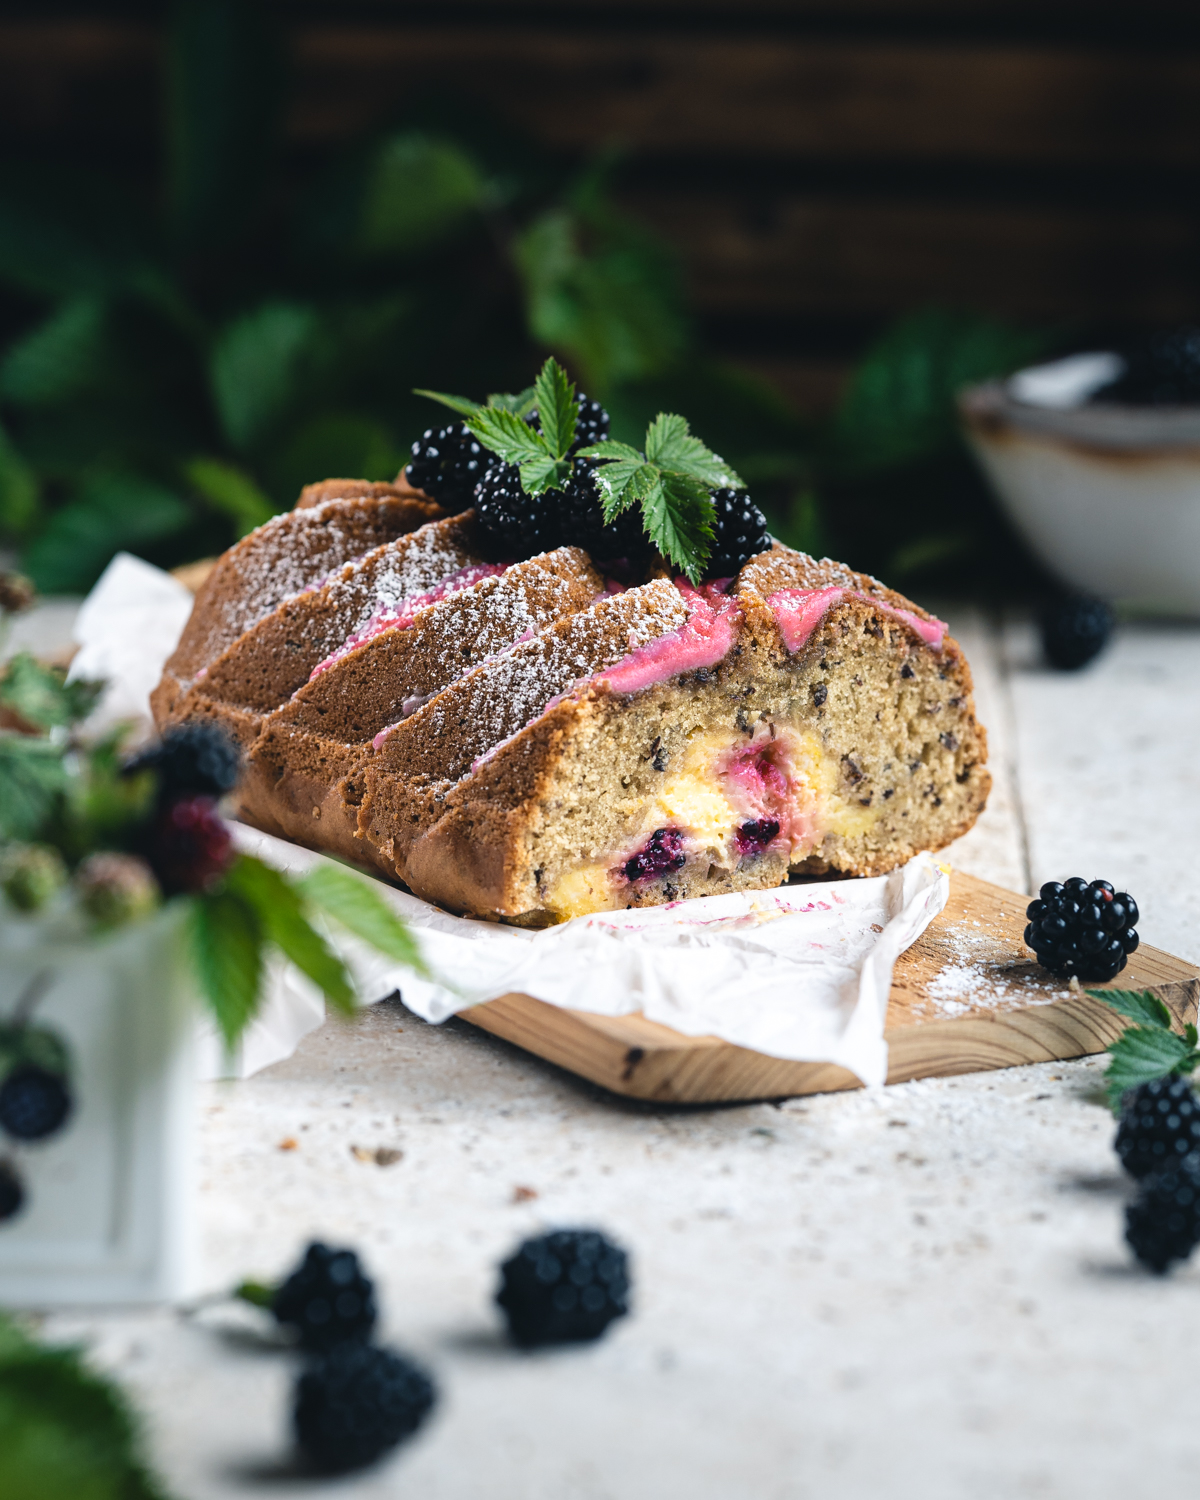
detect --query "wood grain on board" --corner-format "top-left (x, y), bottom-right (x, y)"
top-left (462, 870), bottom-right (1200, 1105)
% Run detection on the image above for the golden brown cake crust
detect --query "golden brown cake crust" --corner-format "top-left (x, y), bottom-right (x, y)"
top-left (154, 489), bottom-right (991, 923)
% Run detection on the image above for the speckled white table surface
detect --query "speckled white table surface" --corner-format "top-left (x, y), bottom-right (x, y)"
top-left (13, 603), bottom-right (1200, 1500)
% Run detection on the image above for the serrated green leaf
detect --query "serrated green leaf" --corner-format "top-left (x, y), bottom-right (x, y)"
top-left (467, 405), bottom-right (550, 467)
top-left (189, 888), bottom-right (264, 1051)
top-left (1104, 1025), bottom-right (1196, 1111)
top-left (644, 412), bottom-right (744, 489)
top-left (577, 440), bottom-right (642, 464)
top-left (0, 735), bottom-right (67, 840)
top-left (519, 455), bottom-right (573, 496)
top-left (0, 653), bottom-right (102, 731)
top-left (297, 862), bottom-right (429, 976)
top-left (1088, 987), bottom-right (1174, 1031)
top-left (225, 855), bottom-right (355, 1016)
top-left (413, 387), bottom-right (481, 419)
top-left (184, 458), bottom-right (275, 535)
top-left (22, 474), bottom-right (192, 594)
top-left (532, 357), bottom-right (577, 460)
top-left (590, 457), bottom-right (658, 522)
top-left (210, 301), bottom-right (319, 453)
top-left (0, 298), bottom-right (110, 409)
top-left (642, 471), bottom-right (715, 584)
top-left (486, 387), bottom-right (536, 415)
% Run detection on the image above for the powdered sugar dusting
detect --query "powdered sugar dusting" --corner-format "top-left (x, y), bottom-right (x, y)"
top-left (911, 921), bottom-right (1071, 1019)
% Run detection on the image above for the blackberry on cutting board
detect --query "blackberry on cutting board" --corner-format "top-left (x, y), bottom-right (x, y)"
top-left (1115, 1077), bottom-right (1200, 1181)
top-left (1040, 595), bottom-right (1114, 671)
top-left (294, 1342), bottom-right (436, 1474)
top-left (703, 488), bottom-right (772, 579)
top-left (496, 1228), bottom-right (630, 1347)
top-left (1024, 877), bottom-right (1139, 981)
top-left (1125, 1154), bottom-right (1200, 1273)
top-left (273, 1241), bottom-right (377, 1353)
top-left (405, 423), bottom-right (491, 511)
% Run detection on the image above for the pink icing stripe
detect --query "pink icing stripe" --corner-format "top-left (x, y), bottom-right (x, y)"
top-left (766, 587), bottom-right (946, 653)
top-left (595, 580), bottom-right (741, 695)
top-left (309, 562), bottom-right (508, 679)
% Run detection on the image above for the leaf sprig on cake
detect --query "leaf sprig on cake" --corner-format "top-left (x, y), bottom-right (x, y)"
top-left (415, 357), bottom-right (746, 583)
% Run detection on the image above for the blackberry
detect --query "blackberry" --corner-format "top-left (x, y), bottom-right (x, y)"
top-left (1024, 876), bottom-right (1139, 981)
top-left (126, 722), bottom-right (241, 801)
top-left (1125, 1154), bottom-right (1200, 1273)
top-left (496, 1228), bottom-right (630, 1348)
top-left (273, 1242), bottom-right (377, 1353)
top-left (0, 1159), bottom-right (24, 1222)
top-left (624, 828), bottom-right (686, 884)
top-left (1116, 1077), bottom-right (1200, 1180)
top-left (1040, 596), bottom-right (1114, 671)
top-left (294, 1342), bottom-right (435, 1474)
top-left (704, 489), bottom-right (772, 580)
top-left (473, 461), bottom-right (565, 559)
top-left (1092, 326), bottom-right (1200, 405)
top-left (559, 457), bottom-right (653, 566)
top-left (0, 1065), bottom-right (72, 1142)
top-left (148, 796), bottom-right (234, 895)
top-left (405, 423), bottom-right (491, 511)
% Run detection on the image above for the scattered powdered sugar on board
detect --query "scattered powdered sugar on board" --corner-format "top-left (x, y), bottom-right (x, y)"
top-left (912, 920), bottom-right (1072, 1019)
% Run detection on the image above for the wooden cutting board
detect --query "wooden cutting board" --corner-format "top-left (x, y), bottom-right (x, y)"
top-left (462, 870), bottom-right (1200, 1104)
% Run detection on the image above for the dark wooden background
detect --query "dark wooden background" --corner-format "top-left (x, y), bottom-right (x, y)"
top-left (5, 1), bottom-right (1200, 413)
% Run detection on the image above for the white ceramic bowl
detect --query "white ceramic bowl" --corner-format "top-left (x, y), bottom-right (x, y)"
top-left (960, 353), bottom-right (1200, 616)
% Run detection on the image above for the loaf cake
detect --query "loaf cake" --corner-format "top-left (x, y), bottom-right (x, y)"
top-left (154, 370), bottom-right (989, 924)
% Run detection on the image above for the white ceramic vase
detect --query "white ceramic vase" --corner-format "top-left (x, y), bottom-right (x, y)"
top-left (0, 903), bottom-right (199, 1306)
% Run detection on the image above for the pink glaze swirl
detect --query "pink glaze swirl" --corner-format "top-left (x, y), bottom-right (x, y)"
top-left (594, 579), bottom-right (741, 695)
top-left (766, 586), bottom-right (946, 653)
top-left (309, 562), bottom-right (508, 679)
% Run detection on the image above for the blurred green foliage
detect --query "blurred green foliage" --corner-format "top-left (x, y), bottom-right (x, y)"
top-left (0, 0), bottom-right (1052, 596)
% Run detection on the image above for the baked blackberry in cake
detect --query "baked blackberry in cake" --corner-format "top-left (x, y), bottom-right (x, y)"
top-left (155, 365), bottom-right (989, 922)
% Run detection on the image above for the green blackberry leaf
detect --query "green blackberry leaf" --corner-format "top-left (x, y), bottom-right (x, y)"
top-left (225, 854), bottom-right (355, 1016)
top-left (467, 405), bottom-right (551, 468)
top-left (413, 387), bottom-right (480, 419)
top-left (578, 440), bottom-right (641, 464)
top-left (644, 413), bottom-right (744, 490)
top-left (591, 457), bottom-right (658, 523)
top-left (0, 734), bottom-right (67, 841)
top-left (643, 471), bottom-right (716, 585)
top-left (1104, 1025), bottom-right (1198, 1111)
top-left (1088, 987), bottom-right (1174, 1031)
top-left (189, 888), bottom-right (264, 1051)
top-left (518, 454), bottom-right (573, 496)
top-left (0, 652), bottom-right (103, 731)
top-left (532, 356), bottom-right (577, 460)
top-left (297, 862), bottom-right (429, 975)
top-left (486, 386), bottom-right (536, 415)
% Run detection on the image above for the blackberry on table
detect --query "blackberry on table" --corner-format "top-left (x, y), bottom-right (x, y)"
top-left (75, 852), bottom-right (160, 930)
top-left (294, 1342), bottom-right (435, 1474)
top-left (704, 488), bottom-right (772, 579)
top-left (496, 1228), bottom-right (630, 1347)
top-left (126, 722), bottom-right (241, 801)
top-left (0, 1159), bottom-right (24, 1221)
top-left (0, 1065), bottom-right (73, 1142)
top-left (1040, 596), bottom-right (1114, 671)
top-left (1125, 1154), bottom-right (1200, 1273)
top-left (1117, 1077), bottom-right (1200, 1180)
top-left (405, 423), bottom-right (492, 511)
top-left (0, 843), bottom-right (67, 913)
top-left (1023, 876), bottom-right (1139, 981)
top-left (1091, 326), bottom-right (1200, 405)
top-left (273, 1242), bottom-right (377, 1353)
